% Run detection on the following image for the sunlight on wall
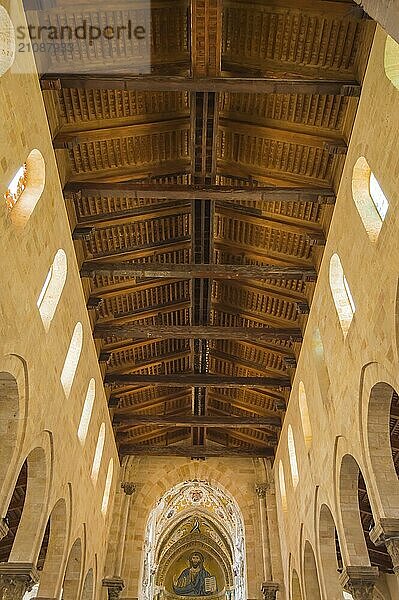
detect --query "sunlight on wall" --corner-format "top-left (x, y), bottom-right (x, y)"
top-left (37, 249), bottom-right (67, 331)
top-left (78, 378), bottom-right (96, 444)
top-left (61, 322), bottom-right (83, 398)
top-left (288, 425), bottom-right (299, 488)
top-left (91, 422), bottom-right (105, 484)
top-left (329, 254), bottom-right (355, 336)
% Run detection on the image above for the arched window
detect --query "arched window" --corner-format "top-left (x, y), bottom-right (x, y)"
top-left (384, 35), bottom-right (399, 89)
top-left (0, 7), bottom-right (15, 76)
top-left (329, 254), bottom-right (355, 336)
top-left (91, 423), bottom-right (105, 484)
top-left (278, 461), bottom-right (287, 512)
top-left (78, 378), bottom-right (96, 444)
top-left (298, 382), bottom-right (312, 450)
top-left (352, 157), bottom-right (389, 241)
top-left (37, 249), bottom-right (67, 330)
top-left (61, 322), bottom-right (83, 398)
top-left (101, 458), bottom-right (114, 515)
top-left (4, 149), bottom-right (45, 226)
top-left (287, 425), bottom-right (299, 488)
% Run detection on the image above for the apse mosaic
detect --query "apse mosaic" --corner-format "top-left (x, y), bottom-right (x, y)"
top-left (141, 481), bottom-right (246, 600)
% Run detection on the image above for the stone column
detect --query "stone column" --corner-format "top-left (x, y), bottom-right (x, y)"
top-left (103, 482), bottom-right (136, 600)
top-left (255, 483), bottom-right (272, 582)
top-left (102, 576), bottom-right (125, 600)
top-left (115, 482), bottom-right (136, 576)
top-left (0, 519), bottom-right (9, 541)
top-left (261, 582), bottom-right (279, 600)
top-left (0, 563), bottom-right (39, 600)
top-left (370, 518), bottom-right (399, 577)
top-left (339, 566), bottom-right (379, 600)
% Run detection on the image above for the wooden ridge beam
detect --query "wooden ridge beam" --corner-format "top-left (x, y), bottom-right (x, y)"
top-left (41, 75), bottom-right (361, 96)
top-left (119, 443), bottom-right (274, 457)
top-left (114, 414), bottom-right (281, 427)
top-left (105, 374), bottom-right (291, 388)
top-left (82, 261), bottom-right (316, 281)
top-left (64, 182), bottom-right (335, 202)
top-left (95, 325), bottom-right (303, 342)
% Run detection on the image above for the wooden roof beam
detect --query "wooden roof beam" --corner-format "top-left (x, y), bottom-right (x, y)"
top-left (74, 201), bottom-right (191, 229)
top-left (114, 414), bottom-right (281, 427)
top-left (112, 390), bottom-right (192, 413)
top-left (85, 238), bottom-right (191, 263)
top-left (220, 118), bottom-right (348, 153)
top-left (105, 374), bottom-right (291, 388)
top-left (119, 444), bottom-right (274, 457)
top-left (41, 75), bottom-right (361, 97)
top-left (95, 324), bottom-right (302, 342)
top-left (224, 0), bottom-right (368, 19)
top-left (53, 118), bottom-right (190, 149)
top-left (82, 261), bottom-right (316, 281)
top-left (65, 182), bottom-right (335, 203)
top-left (107, 350), bottom-right (191, 375)
top-left (96, 299), bottom-right (191, 327)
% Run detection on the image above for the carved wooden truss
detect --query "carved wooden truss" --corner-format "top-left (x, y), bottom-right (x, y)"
top-left (40, 0), bottom-right (375, 458)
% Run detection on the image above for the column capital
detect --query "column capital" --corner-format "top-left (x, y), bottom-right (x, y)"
top-left (0, 518), bottom-right (9, 540)
top-left (339, 566), bottom-right (379, 600)
top-left (103, 576), bottom-right (125, 600)
top-left (0, 562), bottom-right (39, 599)
top-left (121, 481), bottom-right (136, 496)
top-left (261, 581), bottom-right (279, 600)
top-left (370, 518), bottom-right (399, 574)
top-left (255, 483), bottom-right (270, 498)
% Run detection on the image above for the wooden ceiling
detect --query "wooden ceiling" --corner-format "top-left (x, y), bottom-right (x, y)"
top-left (40, 0), bottom-right (375, 459)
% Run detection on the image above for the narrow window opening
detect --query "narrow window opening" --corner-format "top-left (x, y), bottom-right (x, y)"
top-left (101, 458), bottom-right (114, 515)
top-left (288, 425), bottom-right (299, 488)
top-left (91, 423), bottom-right (105, 484)
top-left (78, 379), bottom-right (95, 444)
top-left (61, 322), bottom-right (83, 398)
